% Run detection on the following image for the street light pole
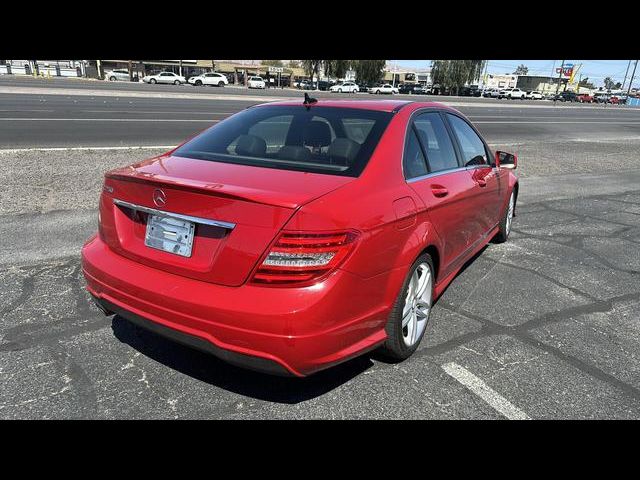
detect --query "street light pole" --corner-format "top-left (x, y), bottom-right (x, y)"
top-left (626, 60), bottom-right (638, 100)
top-left (622, 60), bottom-right (631, 90)
top-left (554, 60), bottom-right (565, 104)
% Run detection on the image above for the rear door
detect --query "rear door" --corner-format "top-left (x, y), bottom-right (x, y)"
top-left (445, 112), bottom-right (506, 238)
top-left (404, 111), bottom-right (480, 279)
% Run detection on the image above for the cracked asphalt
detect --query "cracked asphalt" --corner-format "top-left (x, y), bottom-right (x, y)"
top-left (1, 83), bottom-right (640, 418)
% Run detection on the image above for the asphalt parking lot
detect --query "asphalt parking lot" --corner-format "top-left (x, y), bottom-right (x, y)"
top-left (1, 77), bottom-right (640, 419)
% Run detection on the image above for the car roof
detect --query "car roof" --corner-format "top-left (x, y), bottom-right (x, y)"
top-left (253, 99), bottom-right (457, 113)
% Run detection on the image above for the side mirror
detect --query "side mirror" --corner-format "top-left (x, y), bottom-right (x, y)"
top-left (495, 151), bottom-right (517, 170)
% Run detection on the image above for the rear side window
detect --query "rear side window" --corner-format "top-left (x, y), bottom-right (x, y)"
top-left (446, 114), bottom-right (488, 166)
top-left (413, 112), bottom-right (459, 173)
top-left (403, 129), bottom-right (428, 179)
top-left (173, 106), bottom-right (393, 177)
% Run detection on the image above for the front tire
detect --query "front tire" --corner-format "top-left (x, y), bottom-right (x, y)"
top-left (218, 81), bottom-right (224, 87)
top-left (195, 80), bottom-right (202, 86)
top-left (174, 80), bottom-right (180, 85)
top-left (150, 78), bottom-right (157, 84)
top-left (379, 254), bottom-right (434, 361)
top-left (109, 76), bottom-right (116, 82)
top-left (494, 190), bottom-right (516, 243)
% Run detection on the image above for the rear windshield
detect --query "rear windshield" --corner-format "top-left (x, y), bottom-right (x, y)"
top-left (173, 105), bottom-right (394, 177)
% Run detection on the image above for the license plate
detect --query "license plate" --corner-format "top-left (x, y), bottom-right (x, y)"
top-left (145, 214), bottom-right (195, 257)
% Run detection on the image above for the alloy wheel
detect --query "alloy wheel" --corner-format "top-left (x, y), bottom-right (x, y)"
top-left (506, 191), bottom-right (515, 235)
top-left (401, 262), bottom-right (432, 347)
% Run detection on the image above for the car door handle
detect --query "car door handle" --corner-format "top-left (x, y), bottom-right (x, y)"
top-left (476, 178), bottom-right (487, 187)
top-left (431, 186), bottom-right (449, 198)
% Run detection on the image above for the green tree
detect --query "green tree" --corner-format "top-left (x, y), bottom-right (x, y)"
top-left (431, 60), bottom-right (486, 95)
top-left (324, 60), bottom-right (351, 80)
top-left (286, 60), bottom-right (301, 68)
top-left (513, 64), bottom-right (528, 75)
top-left (301, 60), bottom-right (323, 89)
top-left (262, 59), bottom-right (284, 67)
top-left (578, 77), bottom-right (595, 89)
top-left (352, 60), bottom-right (386, 85)
top-left (603, 77), bottom-right (614, 89)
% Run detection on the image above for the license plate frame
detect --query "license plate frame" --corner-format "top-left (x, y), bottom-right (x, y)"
top-left (144, 213), bottom-right (196, 258)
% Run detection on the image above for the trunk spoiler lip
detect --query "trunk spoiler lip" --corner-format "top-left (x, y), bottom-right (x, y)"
top-left (104, 171), bottom-right (300, 209)
top-left (104, 170), bottom-right (354, 211)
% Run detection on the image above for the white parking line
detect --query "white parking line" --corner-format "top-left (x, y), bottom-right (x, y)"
top-left (442, 362), bottom-right (531, 420)
top-left (0, 145), bottom-right (176, 153)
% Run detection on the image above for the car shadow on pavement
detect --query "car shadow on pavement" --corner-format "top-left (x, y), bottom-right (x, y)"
top-left (111, 315), bottom-right (375, 404)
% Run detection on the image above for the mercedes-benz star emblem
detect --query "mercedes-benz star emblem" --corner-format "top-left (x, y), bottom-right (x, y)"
top-left (153, 189), bottom-right (167, 207)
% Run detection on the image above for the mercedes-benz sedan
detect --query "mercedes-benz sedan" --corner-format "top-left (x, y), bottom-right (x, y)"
top-left (82, 99), bottom-right (519, 376)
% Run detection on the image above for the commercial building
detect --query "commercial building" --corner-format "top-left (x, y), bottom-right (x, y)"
top-left (0, 60), bottom-right (87, 77)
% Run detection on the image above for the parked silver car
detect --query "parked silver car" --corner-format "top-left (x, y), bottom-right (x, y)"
top-left (105, 69), bottom-right (131, 82)
top-left (142, 71), bottom-right (186, 85)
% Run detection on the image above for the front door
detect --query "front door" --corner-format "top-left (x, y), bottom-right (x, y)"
top-left (445, 113), bottom-right (504, 236)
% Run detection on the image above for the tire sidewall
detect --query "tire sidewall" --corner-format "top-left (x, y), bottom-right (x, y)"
top-left (381, 253), bottom-right (434, 360)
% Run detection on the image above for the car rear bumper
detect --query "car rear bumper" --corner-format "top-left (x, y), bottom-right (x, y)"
top-left (81, 235), bottom-right (390, 376)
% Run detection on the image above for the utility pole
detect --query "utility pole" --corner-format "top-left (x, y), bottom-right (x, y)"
top-left (179, 59), bottom-right (183, 77)
top-left (626, 60), bottom-right (638, 100)
top-left (554, 60), bottom-right (565, 103)
top-left (622, 60), bottom-right (631, 90)
top-left (481, 60), bottom-right (489, 93)
top-left (128, 60), bottom-right (133, 82)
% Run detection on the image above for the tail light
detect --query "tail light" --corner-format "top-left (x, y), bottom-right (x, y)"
top-left (251, 231), bottom-right (359, 286)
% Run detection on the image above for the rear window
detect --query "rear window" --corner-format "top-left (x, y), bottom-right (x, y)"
top-left (173, 106), bottom-right (393, 177)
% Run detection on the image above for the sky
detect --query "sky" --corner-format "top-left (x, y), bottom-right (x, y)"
top-left (390, 60), bottom-right (638, 88)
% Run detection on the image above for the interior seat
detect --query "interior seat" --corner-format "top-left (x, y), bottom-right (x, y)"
top-left (303, 120), bottom-right (332, 153)
top-left (277, 145), bottom-right (312, 162)
top-left (235, 134), bottom-right (267, 157)
top-left (328, 138), bottom-right (360, 166)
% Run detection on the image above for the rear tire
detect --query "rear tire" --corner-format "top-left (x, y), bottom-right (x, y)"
top-left (494, 190), bottom-right (516, 243)
top-left (379, 253), bottom-right (434, 361)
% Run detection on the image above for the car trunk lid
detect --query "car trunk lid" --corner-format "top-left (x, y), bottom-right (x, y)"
top-left (99, 155), bottom-right (353, 286)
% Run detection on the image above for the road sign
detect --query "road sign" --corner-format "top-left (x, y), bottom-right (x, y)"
top-left (268, 66), bottom-right (284, 73)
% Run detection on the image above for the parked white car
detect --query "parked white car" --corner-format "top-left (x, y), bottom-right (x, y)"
top-left (247, 76), bottom-right (266, 89)
top-left (330, 82), bottom-right (360, 93)
top-left (482, 88), bottom-right (500, 98)
top-left (499, 88), bottom-right (526, 99)
top-left (105, 69), bottom-right (131, 82)
top-left (525, 90), bottom-right (544, 100)
top-left (188, 72), bottom-right (229, 87)
top-left (142, 72), bottom-right (186, 85)
top-left (369, 84), bottom-right (398, 95)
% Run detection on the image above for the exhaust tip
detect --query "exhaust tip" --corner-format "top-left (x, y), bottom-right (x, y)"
top-left (91, 295), bottom-right (114, 316)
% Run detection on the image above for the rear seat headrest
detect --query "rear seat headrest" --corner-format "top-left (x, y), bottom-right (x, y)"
top-left (328, 138), bottom-right (360, 166)
top-left (277, 145), bottom-right (312, 162)
top-left (303, 121), bottom-right (332, 148)
top-left (235, 134), bottom-right (266, 157)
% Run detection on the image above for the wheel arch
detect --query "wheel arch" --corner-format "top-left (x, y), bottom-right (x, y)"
top-left (419, 244), bottom-right (441, 283)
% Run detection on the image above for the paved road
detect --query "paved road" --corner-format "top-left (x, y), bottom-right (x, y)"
top-left (1, 78), bottom-right (640, 419)
top-left (2, 76), bottom-right (639, 150)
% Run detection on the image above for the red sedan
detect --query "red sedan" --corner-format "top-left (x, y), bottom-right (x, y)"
top-left (82, 99), bottom-right (519, 376)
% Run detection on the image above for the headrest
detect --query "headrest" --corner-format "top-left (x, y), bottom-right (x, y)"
top-left (303, 120), bottom-right (332, 148)
top-left (235, 134), bottom-right (266, 157)
top-left (328, 138), bottom-right (360, 166)
top-left (277, 145), bottom-right (312, 162)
